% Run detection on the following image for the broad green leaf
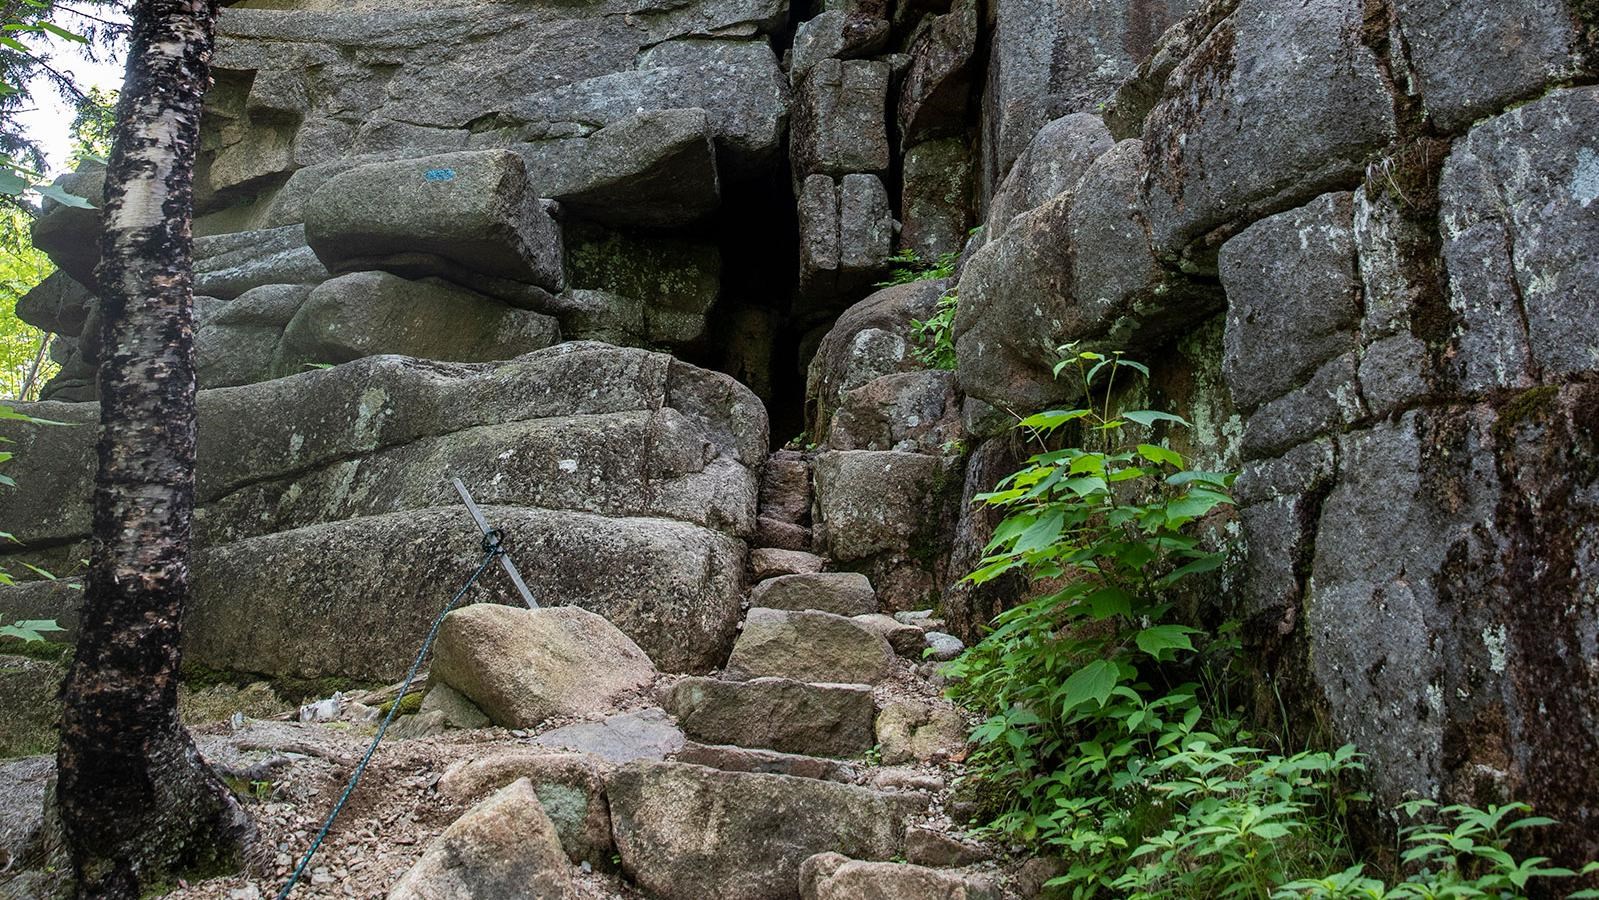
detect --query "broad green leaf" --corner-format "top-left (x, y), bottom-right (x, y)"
top-left (1137, 443), bottom-right (1183, 468)
top-left (1136, 624), bottom-right (1200, 659)
top-left (36, 181), bottom-right (96, 209)
top-left (1060, 659), bottom-right (1119, 713)
top-left (1123, 410), bottom-right (1191, 428)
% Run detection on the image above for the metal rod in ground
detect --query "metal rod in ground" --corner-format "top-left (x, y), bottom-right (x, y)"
top-left (451, 477), bottom-right (539, 609)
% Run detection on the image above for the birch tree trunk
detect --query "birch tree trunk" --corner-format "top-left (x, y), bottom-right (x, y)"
top-left (56, 2), bottom-right (256, 897)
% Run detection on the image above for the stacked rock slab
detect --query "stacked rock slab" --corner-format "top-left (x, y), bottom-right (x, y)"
top-left (0, 344), bottom-right (765, 678)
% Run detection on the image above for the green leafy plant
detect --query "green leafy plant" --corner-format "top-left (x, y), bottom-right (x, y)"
top-left (946, 347), bottom-right (1597, 898)
top-left (877, 248), bottom-right (959, 288)
top-left (1, 617), bottom-right (64, 641)
top-left (1278, 803), bottom-right (1599, 899)
top-left (911, 289), bottom-right (958, 370)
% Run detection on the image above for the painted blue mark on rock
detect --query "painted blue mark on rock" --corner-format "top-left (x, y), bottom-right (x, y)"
top-left (424, 168), bottom-right (457, 182)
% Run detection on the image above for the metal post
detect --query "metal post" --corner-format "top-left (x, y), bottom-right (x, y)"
top-left (451, 477), bottom-right (539, 609)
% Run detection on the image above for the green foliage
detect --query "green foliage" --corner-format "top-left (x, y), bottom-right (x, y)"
top-left (68, 85), bottom-right (116, 168)
top-left (0, 617), bottom-right (64, 642)
top-left (1279, 803), bottom-right (1599, 898)
top-left (911, 289), bottom-right (958, 370)
top-left (1, 204), bottom-right (58, 400)
top-left (877, 248), bottom-right (958, 287)
top-left (946, 347), bottom-right (1597, 898)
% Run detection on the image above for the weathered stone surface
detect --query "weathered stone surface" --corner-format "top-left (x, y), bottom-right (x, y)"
top-left (897, 0), bottom-right (977, 147)
top-left (419, 683), bottom-right (491, 730)
top-left (942, 436), bottom-right (1030, 643)
top-left (798, 174), bottom-right (895, 301)
top-left (900, 138), bottom-right (974, 261)
top-left (0, 656), bottom-right (64, 759)
top-left (195, 284), bottom-right (315, 388)
top-left (193, 225), bottom-right (330, 300)
top-left (666, 676), bottom-right (876, 756)
top-left (1439, 86), bottom-right (1599, 392)
top-left (761, 451), bottom-right (813, 525)
top-left (672, 742), bottom-right (857, 781)
top-left (14, 272), bottom-right (91, 337)
top-left (1394, 0), bottom-right (1582, 132)
top-left (608, 761), bottom-right (926, 900)
top-left (1140, 0), bottom-right (1396, 255)
top-left (438, 751), bottom-right (612, 866)
top-left (807, 280), bottom-right (948, 435)
top-left (1220, 192), bottom-right (1360, 413)
top-left (756, 517), bottom-right (813, 550)
top-left (904, 826), bottom-right (992, 868)
top-left (792, 59), bottom-right (891, 179)
top-left (387, 778), bottom-right (575, 900)
top-left (305, 150), bottom-right (563, 291)
top-left (955, 140), bottom-right (1218, 420)
top-left (277, 271), bottom-right (561, 371)
top-left (826, 371), bottom-right (961, 453)
top-left (3, 345), bottom-right (766, 551)
top-left (1239, 352), bottom-right (1364, 461)
top-left (176, 506), bottom-right (746, 679)
top-left (850, 613), bottom-right (925, 657)
top-left (749, 573), bottom-right (877, 616)
top-left (525, 108), bottom-right (720, 228)
top-left (800, 854), bottom-right (1000, 900)
top-left (564, 225), bottom-right (721, 344)
top-left (531, 709), bottom-right (687, 765)
top-left (923, 631), bottom-right (965, 662)
top-left (725, 608), bottom-right (895, 684)
top-left (29, 166), bottom-right (105, 287)
top-left (790, 11), bottom-right (890, 86)
top-left (876, 700), bottom-right (967, 764)
top-left (980, 0), bottom-right (1193, 196)
top-left (431, 605), bottom-right (656, 729)
top-left (984, 113), bottom-right (1113, 240)
top-left (750, 548), bottom-right (827, 579)
top-left (813, 450), bottom-right (962, 610)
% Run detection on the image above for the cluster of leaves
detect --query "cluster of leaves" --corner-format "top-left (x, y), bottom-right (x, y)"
top-left (911, 289), bottom-right (958, 370)
top-left (2, 204), bottom-right (58, 399)
top-left (1283, 802), bottom-right (1599, 898)
top-left (877, 248), bottom-right (962, 370)
top-left (946, 347), bottom-right (1595, 898)
top-left (877, 248), bottom-right (959, 287)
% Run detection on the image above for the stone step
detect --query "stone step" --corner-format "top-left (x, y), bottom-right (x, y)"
top-left (750, 548), bottom-right (827, 579)
top-left (607, 761), bottom-right (928, 900)
top-left (756, 516), bottom-right (814, 551)
top-left (750, 572), bottom-right (877, 616)
top-left (726, 608), bottom-right (895, 684)
top-left (664, 676), bottom-right (874, 757)
top-left (759, 449), bottom-right (813, 526)
top-left (851, 612), bottom-right (925, 657)
top-left (801, 853), bottom-right (1002, 900)
top-left (672, 741), bottom-right (858, 782)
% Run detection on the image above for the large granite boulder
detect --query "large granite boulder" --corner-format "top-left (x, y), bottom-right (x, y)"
top-left (387, 779), bottom-right (575, 900)
top-left (1139, 0), bottom-right (1396, 257)
top-left (665, 676), bottom-right (876, 757)
top-left (431, 605), bottom-right (657, 729)
top-left (725, 608), bottom-right (896, 684)
top-left (0, 346), bottom-right (764, 678)
top-left (304, 150), bottom-right (564, 292)
top-left (800, 854), bottom-right (1000, 900)
top-left (607, 761), bottom-right (927, 900)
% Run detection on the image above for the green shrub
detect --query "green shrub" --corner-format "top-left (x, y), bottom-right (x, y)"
top-left (911, 289), bottom-right (958, 370)
top-left (944, 348), bottom-right (1595, 898)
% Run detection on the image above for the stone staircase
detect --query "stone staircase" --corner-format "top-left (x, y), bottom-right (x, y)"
top-left (382, 450), bottom-right (1006, 900)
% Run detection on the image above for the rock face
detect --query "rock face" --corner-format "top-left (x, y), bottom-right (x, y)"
top-left (387, 778), bottom-right (575, 900)
top-left (6, 0), bottom-right (1599, 873)
top-left (1, 346), bottom-right (762, 679)
top-left (800, 853), bottom-right (1000, 900)
top-left (431, 605), bottom-right (657, 729)
top-left (607, 761), bottom-right (926, 900)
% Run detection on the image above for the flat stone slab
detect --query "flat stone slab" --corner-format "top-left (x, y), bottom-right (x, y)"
top-left (749, 572), bottom-right (877, 616)
top-left (665, 676), bottom-right (875, 757)
top-left (531, 708), bottom-right (686, 765)
top-left (725, 608), bottom-right (895, 685)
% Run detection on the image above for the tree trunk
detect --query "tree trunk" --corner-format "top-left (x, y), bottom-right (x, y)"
top-left (55, 2), bottom-right (255, 897)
